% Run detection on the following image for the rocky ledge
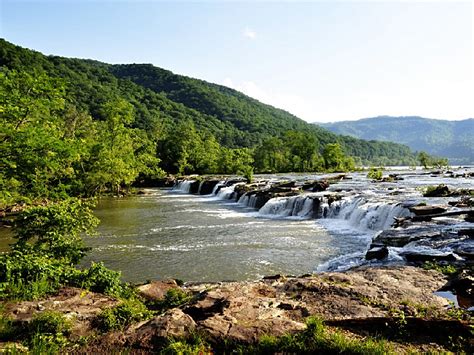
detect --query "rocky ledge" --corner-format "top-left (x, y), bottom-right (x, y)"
top-left (3, 266), bottom-right (472, 353)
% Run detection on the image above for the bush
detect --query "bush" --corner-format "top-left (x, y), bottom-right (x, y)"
top-left (30, 311), bottom-right (71, 336)
top-left (148, 288), bottom-right (192, 312)
top-left (96, 299), bottom-right (152, 331)
top-left (13, 198), bottom-right (98, 264)
top-left (73, 262), bottom-right (127, 297)
top-left (367, 167), bottom-right (383, 180)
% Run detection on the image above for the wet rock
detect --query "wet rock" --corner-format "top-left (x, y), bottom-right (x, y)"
top-left (454, 244), bottom-right (474, 260)
top-left (189, 180), bottom-right (201, 194)
top-left (402, 252), bottom-right (458, 263)
top-left (423, 184), bottom-right (451, 197)
top-left (373, 227), bottom-right (442, 248)
top-left (129, 309), bottom-right (196, 349)
top-left (409, 205), bottom-right (447, 216)
top-left (458, 228), bottom-right (474, 238)
top-left (198, 180), bottom-right (221, 195)
top-left (365, 245), bottom-right (389, 260)
top-left (302, 180), bottom-right (330, 192)
top-left (137, 279), bottom-right (180, 302)
top-left (275, 181), bottom-right (297, 188)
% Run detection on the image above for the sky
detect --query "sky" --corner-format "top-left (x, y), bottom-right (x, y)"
top-left (0, 0), bottom-right (472, 123)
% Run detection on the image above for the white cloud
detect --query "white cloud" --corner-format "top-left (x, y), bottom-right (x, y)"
top-left (243, 27), bottom-right (256, 39)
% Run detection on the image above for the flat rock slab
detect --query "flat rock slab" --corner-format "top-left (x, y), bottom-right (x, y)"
top-left (118, 266), bottom-right (449, 348)
top-left (4, 287), bottom-right (118, 337)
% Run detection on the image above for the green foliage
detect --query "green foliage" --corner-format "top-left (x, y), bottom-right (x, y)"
top-left (26, 311), bottom-right (71, 354)
top-left (321, 116), bottom-right (473, 165)
top-left (163, 316), bottom-right (392, 354)
top-left (418, 151), bottom-right (449, 169)
top-left (74, 261), bottom-right (131, 298)
top-left (13, 199), bottom-right (98, 263)
top-left (30, 311), bottom-right (71, 336)
top-left (0, 199), bottom-right (97, 300)
top-left (241, 166), bottom-right (254, 183)
top-left (422, 261), bottom-right (458, 276)
top-left (249, 316), bottom-right (391, 354)
top-left (367, 167), bottom-right (383, 180)
top-left (0, 38), bottom-right (418, 185)
top-left (0, 200), bottom-right (132, 301)
top-left (96, 299), bottom-right (152, 331)
top-left (149, 288), bottom-right (192, 313)
top-left (322, 143), bottom-right (356, 172)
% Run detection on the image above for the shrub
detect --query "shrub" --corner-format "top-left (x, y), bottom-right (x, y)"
top-left (367, 167), bottom-right (383, 180)
top-left (30, 311), bottom-right (71, 336)
top-left (73, 262), bottom-right (127, 297)
top-left (13, 198), bottom-right (98, 264)
top-left (96, 299), bottom-right (152, 331)
top-left (149, 288), bottom-right (192, 312)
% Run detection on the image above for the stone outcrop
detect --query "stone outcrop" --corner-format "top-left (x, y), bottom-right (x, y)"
top-left (118, 266), bottom-right (449, 348)
top-left (137, 279), bottom-right (180, 302)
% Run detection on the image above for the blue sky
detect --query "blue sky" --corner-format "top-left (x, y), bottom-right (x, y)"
top-left (1, 0), bottom-right (472, 122)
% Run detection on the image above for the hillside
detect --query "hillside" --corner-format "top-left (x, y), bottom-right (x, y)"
top-left (0, 39), bottom-right (416, 166)
top-left (319, 116), bottom-right (474, 164)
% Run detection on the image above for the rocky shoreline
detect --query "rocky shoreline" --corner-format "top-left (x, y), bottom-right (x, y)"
top-left (2, 266), bottom-right (472, 353)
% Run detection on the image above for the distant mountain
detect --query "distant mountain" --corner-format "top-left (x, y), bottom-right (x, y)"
top-left (318, 116), bottom-right (474, 164)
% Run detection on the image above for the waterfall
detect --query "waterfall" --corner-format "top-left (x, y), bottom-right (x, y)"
top-left (258, 195), bottom-right (317, 219)
top-left (172, 180), bottom-right (411, 232)
top-left (237, 193), bottom-right (260, 208)
top-left (211, 181), bottom-right (226, 195)
top-left (172, 180), bottom-right (195, 193)
top-left (216, 183), bottom-right (242, 200)
top-left (323, 196), bottom-right (411, 231)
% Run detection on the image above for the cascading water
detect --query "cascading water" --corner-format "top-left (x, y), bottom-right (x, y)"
top-left (211, 181), bottom-right (226, 195)
top-left (258, 195), bottom-right (317, 219)
top-left (216, 183), bottom-right (243, 200)
top-left (172, 180), bottom-right (195, 193)
top-left (237, 193), bottom-right (260, 208)
top-left (323, 196), bottom-right (412, 231)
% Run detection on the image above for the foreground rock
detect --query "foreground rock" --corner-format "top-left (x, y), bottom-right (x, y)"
top-left (4, 267), bottom-right (471, 353)
top-left (4, 287), bottom-right (118, 337)
top-left (85, 266), bottom-right (466, 352)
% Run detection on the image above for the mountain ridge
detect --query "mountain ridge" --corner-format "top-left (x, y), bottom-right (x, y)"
top-left (1, 39), bottom-right (417, 165)
top-left (318, 116), bottom-right (474, 164)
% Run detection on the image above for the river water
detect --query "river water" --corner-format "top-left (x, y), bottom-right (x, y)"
top-left (82, 190), bottom-right (370, 282)
top-left (80, 167), bottom-right (473, 283)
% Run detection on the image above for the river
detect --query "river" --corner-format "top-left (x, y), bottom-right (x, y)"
top-left (80, 167), bottom-right (473, 283)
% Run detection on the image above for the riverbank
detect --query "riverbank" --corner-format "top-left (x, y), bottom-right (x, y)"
top-left (1, 266), bottom-right (472, 353)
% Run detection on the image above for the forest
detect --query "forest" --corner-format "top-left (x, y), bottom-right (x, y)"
top-left (0, 39), bottom-right (420, 206)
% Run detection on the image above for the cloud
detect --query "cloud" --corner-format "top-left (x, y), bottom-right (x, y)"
top-left (243, 27), bottom-right (256, 39)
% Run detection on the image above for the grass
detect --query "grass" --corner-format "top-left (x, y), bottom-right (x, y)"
top-left (422, 261), bottom-right (458, 276)
top-left (161, 316), bottom-right (394, 354)
top-left (96, 298), bottom-right (153, 331)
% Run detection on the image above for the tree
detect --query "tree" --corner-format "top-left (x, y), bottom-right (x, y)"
top-left (86, 99), bottom-right (160, 194)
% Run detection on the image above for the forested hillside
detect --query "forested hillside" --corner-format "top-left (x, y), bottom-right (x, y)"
top-left (319, 116), bottom-right (474, 164)
top-left (1, 39), bottom-right (419, 205)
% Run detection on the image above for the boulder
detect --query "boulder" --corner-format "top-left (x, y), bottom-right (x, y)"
top-left (373, 228), bottom-right (442, 248)
top-left (402, 252), bottom-right (457, 263)
top-left (198, 180), bottom-right (221, 195)
top-left (409, 205), bottom-right (447, 216)
top-left (302, 180), bottom-right (329, 192)
top-left (129, 309), bottom-right (196, 349)
top-left (365, 245), bottom-right (389, 260)
top-left (137, 279), bottom-right (180, 302)
top-left (423, 184), bottom-right (451, 197)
